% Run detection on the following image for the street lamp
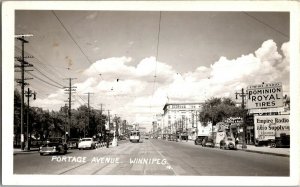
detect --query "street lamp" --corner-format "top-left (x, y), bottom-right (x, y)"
top-left (235, 88), bottom-right (248, 149)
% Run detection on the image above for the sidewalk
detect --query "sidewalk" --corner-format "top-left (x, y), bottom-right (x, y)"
top-left (236, 144), bottom-right (290, 157)
top-left (13, 148), bottom-right (39, 155)
top-left (173, 139), bottom-right (290, 157)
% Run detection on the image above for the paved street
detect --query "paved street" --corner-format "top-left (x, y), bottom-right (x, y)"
top-left (14, 139), bottom-right (289, 176)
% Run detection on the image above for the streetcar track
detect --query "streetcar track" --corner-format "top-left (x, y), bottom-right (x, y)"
top-left (58, 161), bottom-right (90, 175)
top-left (90, 162), bottom-right (112, 175)
top-left (59, 142), bottom-right (136, 175)
top-left (149, 140), bottom-right (178, 175)
top-left (157, 140), bottom-right (204, 175)
top-left (58, 148), bottom-right (116, 175)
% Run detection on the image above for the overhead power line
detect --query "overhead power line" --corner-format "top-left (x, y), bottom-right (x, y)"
top-left (52, 11), bottom-right (93, 65)
top-left (76, 93), bottom-right (87, 104)
top-left (27, 72), bottom-right (63, 89)
top-left (150, 11), bottom-right (162, 112)
top-left (15, 46), bottom-right (66, 79)
top-left (33, 66), bottom-right (65, 87)
top-left (75, 96), bottom-right (85, 106)
top-left (52, 10), bottom-right (104, 80)
top-left (243, 12), bottom-right (289, 39)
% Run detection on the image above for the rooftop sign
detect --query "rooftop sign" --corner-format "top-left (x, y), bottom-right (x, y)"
top-left (246, 82), bottom-right (283, 109)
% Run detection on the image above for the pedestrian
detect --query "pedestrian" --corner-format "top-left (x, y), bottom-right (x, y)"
top-left (106, 132), bottom-right (110, 148)
top-left (235, 137), bottom-right (239, 145)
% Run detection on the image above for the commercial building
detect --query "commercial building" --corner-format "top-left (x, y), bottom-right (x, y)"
top-left (161, 102), bottom-right (203, 140)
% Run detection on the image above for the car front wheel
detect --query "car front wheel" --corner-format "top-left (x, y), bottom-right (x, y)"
top-left (228, 143), bottom-right (234, 149)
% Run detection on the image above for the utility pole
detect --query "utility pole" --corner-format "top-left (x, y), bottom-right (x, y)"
top-left (107, 110), bottom-right (111, 129)
top-left (25, 88), bottom-right (36, 151)
top-left (84, 92), bottom-right (94, 137)
top-left (15, 34), bottom-right (33, 150)
top-left (235, 88), bottom-right (248, 149)
top-left (100, 104), bottom-right (103, 113)
top-left (114, 114), bottom-right (117, 132)
top-left (64, 78), bottom-right (76, 141)
top-left (195, 110), bottom-right (198, 138)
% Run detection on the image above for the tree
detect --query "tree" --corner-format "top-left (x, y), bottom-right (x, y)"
top-left (73, 105), bottom-right (89, 137)
top-left (200, 97), bottom-right (245, 126)
top-left (14, 89), bottom-right (21, 146)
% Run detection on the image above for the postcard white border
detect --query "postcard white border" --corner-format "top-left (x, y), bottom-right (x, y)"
top-left (2, 1), bottom-right (300, 186)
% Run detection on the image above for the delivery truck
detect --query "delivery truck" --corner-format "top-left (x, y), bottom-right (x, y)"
top-left (199, 122), bottom-right (237, 150)
top-left (254, 114), bottom-right (290, 148)
top-left (194, 122), bottom-right (212, 145)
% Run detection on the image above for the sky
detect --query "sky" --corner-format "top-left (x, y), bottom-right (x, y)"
top-left (14, 10), bottom-right (290, 129)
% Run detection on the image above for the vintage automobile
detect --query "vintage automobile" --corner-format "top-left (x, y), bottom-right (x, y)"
top-left (144, 134), bottom-right (149, 140)
top-left (39, 142), bottom-right (68, 156)
top-left (78, 138), bottom-right (96, 150)
top-left (67, 138), bottom-right (79, 149)
top-left (201, 136), bottom-right (215, 148)
top-left (220, 136), bottom-right (236, 150)
top-left (194, 136), bottom-right (206, 145)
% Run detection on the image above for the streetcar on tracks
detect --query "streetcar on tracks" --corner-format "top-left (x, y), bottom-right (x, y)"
top-left (129, 130), bottom-right (140, 143)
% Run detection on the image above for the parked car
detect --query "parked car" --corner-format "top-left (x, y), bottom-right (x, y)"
top-left (194, 136), bottom-right (206, 145)
top-left (39, 142), bottom-right (68, 156)
top-left (78, 138), bottom-right (96, 150)
top-left (220, 136), bottom-right (236, 150)
top-left (201, 136), bottom-right (215, 148)
top-left (67, 138), bottom-right (79, 149)
top-left (30, 139), bottom-right (47, 148)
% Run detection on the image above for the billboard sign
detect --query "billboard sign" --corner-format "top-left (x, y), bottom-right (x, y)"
top-left (254, 114), bottom-right (289, 141)
top-left (246, 82), bottom-right (283, 109)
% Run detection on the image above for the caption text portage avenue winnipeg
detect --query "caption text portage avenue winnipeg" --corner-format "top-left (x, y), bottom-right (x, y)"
top-left (51, 156), bottom-right (168, 165)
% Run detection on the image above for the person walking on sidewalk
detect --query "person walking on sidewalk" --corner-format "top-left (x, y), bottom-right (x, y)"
top-left (235, 137), bottom-right (239, 145)
top-left (106, 131), bottom-right (110, 148)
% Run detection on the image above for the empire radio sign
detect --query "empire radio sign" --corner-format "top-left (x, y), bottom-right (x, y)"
top-left (246, 82), bottom-right (283, 109)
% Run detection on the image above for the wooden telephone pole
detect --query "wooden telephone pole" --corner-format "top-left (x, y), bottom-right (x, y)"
top-left (64, 78), bottom-right (76, 140)
top-left (235, 88), bottom-right (248, 149)
top-left (24, 88), bottom-right (36, 151)
top-left (15, 34), bottom-right (33, 150)
top-left (84, 92), bottom-right (94, 137)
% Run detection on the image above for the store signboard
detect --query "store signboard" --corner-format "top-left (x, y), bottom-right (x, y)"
top-left (254, 114), bottom-right (290, 141)
top-left (246, 82), bottom-right (283, 109)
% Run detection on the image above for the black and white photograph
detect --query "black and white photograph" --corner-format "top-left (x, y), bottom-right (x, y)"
top-left (2, 1), bottom-right (300, 186)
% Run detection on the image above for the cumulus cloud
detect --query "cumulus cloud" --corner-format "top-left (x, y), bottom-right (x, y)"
top-left (84, 56), bottom-right (135, 78)
top-left (31, 89), bottom-right (65, 111)
top-left (33, 39), bottom-right (290, 126)
top-left (159, 39), bottom-right (290, 105)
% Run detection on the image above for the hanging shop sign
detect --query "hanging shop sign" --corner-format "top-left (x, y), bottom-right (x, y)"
top-left (246, 82), bottom-right (283, 109)
top-left (224, 117), bottom-right (243, 124)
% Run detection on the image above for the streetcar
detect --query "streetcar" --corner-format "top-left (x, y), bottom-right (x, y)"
top-left (129, 130), bottom-right (140, 143)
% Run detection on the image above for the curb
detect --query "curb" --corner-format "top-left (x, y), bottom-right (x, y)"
top-left (238, 149), bottom-right (290, 157)
top-left (13, 149), bottom-right (39, 155)
top-left (174, 140), bottom-right (290, 157)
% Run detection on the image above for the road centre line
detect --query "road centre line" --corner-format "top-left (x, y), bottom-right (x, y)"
top-left (148, 140), bottom-right (178, 176)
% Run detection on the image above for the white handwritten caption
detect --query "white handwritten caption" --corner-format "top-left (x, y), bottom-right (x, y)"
top-left (51, 156), bottom-right (171, 168)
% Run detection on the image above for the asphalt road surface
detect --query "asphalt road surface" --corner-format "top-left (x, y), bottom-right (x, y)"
top-left (14, 139), bottom-right (289, 176)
